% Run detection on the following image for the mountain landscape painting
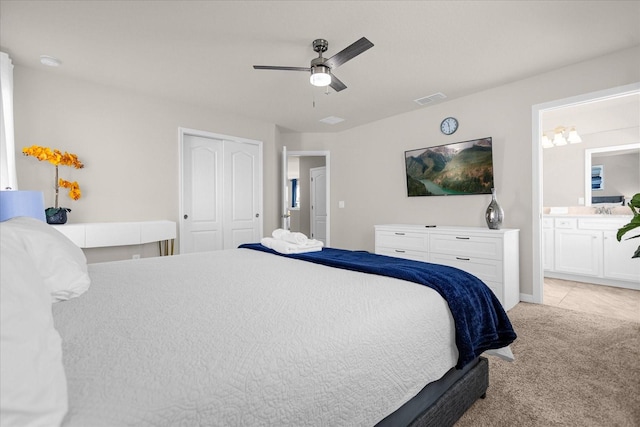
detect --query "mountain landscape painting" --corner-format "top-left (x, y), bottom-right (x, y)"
top-left (405, 137), bottom-right (494, 196)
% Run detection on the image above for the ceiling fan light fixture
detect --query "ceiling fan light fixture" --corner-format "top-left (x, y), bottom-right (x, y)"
top-left (310, 65), bottom-right (331, 87)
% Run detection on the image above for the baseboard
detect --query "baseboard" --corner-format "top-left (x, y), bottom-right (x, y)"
top-left (519, 293), bottom-right (535, 304)
top-left (544, 272), bottom-right (639, 291)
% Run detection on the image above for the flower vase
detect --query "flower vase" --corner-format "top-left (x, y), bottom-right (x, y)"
top-left (45, 207), bottom-right (71, 225)
top-left (485, 188), bottom-right (504, 230)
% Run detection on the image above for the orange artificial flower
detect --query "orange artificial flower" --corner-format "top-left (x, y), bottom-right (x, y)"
top-left (23, 145), bottom-right (84, 169)
top-left (59, 179), bottom-right (82, 201)
top-left (23, 145), bottom-right (85, 208)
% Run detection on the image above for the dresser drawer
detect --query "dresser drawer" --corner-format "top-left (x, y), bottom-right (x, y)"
top-left (578, 217), bottom-right (629, 230)
top-left (376, 247), bottom-right (429, 262)
top-left (554, 218), bottom-right (576, 229)
top-left (430, 253), bottom-right (503, 284)
top-left (376, 231), bottom-right (429, 251)
top-left (429, 233), bottom-right (502, 260)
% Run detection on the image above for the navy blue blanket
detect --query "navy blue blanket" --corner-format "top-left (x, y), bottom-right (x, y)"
top-left (239, 243), bottom-right (516, 369)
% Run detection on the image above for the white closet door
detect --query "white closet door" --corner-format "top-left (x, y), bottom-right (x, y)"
top-left (182, 135), bottom-right (223, 253)
top-left (223, 140), bottom-right (261, 249)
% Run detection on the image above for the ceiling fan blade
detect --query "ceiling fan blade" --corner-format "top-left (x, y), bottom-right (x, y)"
top-left (253, 65), bottom-right (311, 71)
top-left (329, 74), bottom-right (347, 92)
top-left (324, 37), bottom-right (374, 69)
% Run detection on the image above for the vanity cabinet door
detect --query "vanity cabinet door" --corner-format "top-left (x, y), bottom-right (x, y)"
top-left (554, 229), bottom-right (602, 277)
top-left (603, 231), bottom-right (640, 283)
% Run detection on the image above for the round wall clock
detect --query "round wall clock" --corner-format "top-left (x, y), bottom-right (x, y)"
top-left (440, 117), bottom-right (458, 135)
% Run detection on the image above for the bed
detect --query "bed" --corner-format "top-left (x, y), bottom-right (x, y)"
top-left (0, 217), bottom-right (516, 426)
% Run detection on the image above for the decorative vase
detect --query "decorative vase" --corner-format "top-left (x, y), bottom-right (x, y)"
top-left (45, 207), bottom-right (71, 225)
top-left (485, 188), bottom-right (504, 230)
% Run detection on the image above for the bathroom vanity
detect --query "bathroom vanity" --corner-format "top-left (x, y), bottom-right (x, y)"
top-left (543, 215), bottom-right (639, 290)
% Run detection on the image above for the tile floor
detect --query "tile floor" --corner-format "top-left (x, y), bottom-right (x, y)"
top-left (543, 277), bottom-right (640, 323)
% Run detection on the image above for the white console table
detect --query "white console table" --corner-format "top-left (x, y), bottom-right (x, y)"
top-left (53, 220), bottom-right (176, 255)
top-left (375, 224), bottom-right (520, 310)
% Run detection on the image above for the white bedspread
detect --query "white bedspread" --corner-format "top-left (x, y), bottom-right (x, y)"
top-left (52, 249), bottom-right (458, 426)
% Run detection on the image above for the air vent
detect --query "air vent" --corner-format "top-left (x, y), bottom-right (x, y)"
top-left (319, 116), bottom-right (345, 125)
top-left (414, 92), bottom-right (446, 106)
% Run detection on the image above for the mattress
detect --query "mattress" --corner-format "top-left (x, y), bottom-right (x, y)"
top-left (52, 248), bottom-right (460, 426)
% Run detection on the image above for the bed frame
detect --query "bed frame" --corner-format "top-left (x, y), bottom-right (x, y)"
top-left (377, 357), bottom-right (488, 427)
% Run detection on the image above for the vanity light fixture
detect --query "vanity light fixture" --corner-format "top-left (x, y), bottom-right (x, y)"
top-left (541, 134), bottom-right (554, 148)
top-left (542, 126), bottom-right (582, 148)
top-left (552, 128), bottom-right (567, 146)
top-left (567, 127), bottom-right (582, 144)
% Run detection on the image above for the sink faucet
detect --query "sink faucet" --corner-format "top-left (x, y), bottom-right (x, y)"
top-left (594, 206), bottom-right (612, 215)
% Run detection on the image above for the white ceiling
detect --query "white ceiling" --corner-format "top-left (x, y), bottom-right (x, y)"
top-left (1, 1), bottom-right (639, 133)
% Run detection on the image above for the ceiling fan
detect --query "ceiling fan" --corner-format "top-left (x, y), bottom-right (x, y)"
top-left (253, 37), bottom-right (374, 92)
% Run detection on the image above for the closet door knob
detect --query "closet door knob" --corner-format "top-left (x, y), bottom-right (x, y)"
top-left (184, 214), bottom-right (188, 219)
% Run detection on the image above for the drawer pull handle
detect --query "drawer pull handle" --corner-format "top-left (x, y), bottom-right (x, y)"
top-left (455, 236), bottom-right (470, 240)
top-left (456, 257), bottom-right (470, 261)
top-left (395, 250), bottom-right (406, 253)
top-left (395, 232), bottom-right (405, 235)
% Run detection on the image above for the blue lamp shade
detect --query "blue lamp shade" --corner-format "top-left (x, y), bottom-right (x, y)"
top-left (0, 191), bottom-right (46, 222)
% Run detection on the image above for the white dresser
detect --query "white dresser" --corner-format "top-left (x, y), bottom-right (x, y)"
top-left (375, 224), bottom-right (520, 310)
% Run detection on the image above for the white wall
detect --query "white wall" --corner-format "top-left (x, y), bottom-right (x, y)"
top-left (12, 46), bottom-right (640, 285)
top-left (291, 46), bottom-right (640, 297)
top-left (14, 66), bottom-right (282, 262)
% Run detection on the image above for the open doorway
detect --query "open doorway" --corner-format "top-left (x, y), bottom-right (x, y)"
top-left (532, 83), bottom-right (640, 304)
top-left (282, 148), bottom-right (330, 246)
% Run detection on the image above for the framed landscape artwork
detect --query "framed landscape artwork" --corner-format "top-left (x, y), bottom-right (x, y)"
top-left (405, 137), bottom-right (494, 197)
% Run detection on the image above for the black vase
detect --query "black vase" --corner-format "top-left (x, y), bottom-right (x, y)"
top-left (45, 207), bottom-right (71, 225)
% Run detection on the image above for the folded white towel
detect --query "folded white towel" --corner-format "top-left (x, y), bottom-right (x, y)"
top-left (260, 237), bottom-right (323, 254)
top-left (272, 228), bottom-right (288, 239)
top-left (281, 231), bottom-right (308, 245)
top-left (271, 228), bottom-right (310, 244)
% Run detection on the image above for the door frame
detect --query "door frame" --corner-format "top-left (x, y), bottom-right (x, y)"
top-left (178, 127), bottom-right (263, 254)
top-left (284, 149), bottom-right (331, 246)
top-left (309, 166), bottom-right (327, 243)
top-left (530, 82), bottom-right (640, 304)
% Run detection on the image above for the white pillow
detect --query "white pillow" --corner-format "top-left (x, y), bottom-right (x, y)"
top-left (0, 217), bottom-right (90, 302)
top-left (0, 224), bottom-right (68, 426)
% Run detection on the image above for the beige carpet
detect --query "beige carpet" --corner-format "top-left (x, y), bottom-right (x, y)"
top-left (455, 302), bottom-right (640, 426)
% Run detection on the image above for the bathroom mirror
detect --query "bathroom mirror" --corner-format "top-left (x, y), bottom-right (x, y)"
top-left (584, 143), bottom-right (640, 206)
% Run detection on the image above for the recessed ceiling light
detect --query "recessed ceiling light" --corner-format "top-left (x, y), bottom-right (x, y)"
top-left (40, 55), bottom-right (61, 67)
top-left (319, 116), bottom-right (345, 125)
